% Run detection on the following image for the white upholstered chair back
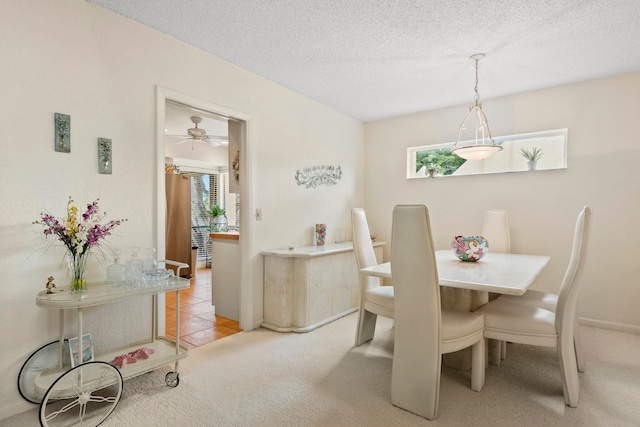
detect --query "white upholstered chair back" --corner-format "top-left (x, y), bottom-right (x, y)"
top-left (482, 209), bottom-right (511, 254)
top-left (352, 208), bottom-right (380, 288)
top-left (352, 208), bottom-right (393, 346)
top-left (556, 207), bottom-right (589, 340)
top-left (390, 204), bottom-right (442, 417)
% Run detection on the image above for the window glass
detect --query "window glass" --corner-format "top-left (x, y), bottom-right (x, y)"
top-left (407, 129), bottom-right (568, 179)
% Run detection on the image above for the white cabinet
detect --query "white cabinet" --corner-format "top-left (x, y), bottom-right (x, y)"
top-left (210, 232), bottom-right (240, 321)
top-left (261, 242), bottom-right (384, 332)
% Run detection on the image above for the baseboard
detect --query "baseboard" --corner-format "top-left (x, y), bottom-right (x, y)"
top-left (261, 308), bottom-right (358, 333)
top-left (579, 317), bottom-right (640, 335)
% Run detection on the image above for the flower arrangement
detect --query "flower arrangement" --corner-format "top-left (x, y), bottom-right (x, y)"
top-left (34, 197), bottom-right (127, 293)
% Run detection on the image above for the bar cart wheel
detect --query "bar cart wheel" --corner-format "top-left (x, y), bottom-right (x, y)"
top-left (165, 371), bottom-right (179, 388)
top-left (39, 361), bottom-right (123, 427)
top-left (18, 340), bottom-right (70, 404)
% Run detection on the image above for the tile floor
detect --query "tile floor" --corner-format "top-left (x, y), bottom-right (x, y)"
top-left (165, 266), bottom-right (241, 349)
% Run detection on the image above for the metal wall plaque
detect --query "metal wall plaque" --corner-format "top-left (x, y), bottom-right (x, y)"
top-left (98, 138), bottom-right (112, 174)
top-left (295, 165), bottom-right (342, 189)
top-left (54, 113), bottom-right (70, 153)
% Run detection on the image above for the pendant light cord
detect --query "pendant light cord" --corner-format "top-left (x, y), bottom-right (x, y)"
top-left (474, 58), bottom-right (480, 106)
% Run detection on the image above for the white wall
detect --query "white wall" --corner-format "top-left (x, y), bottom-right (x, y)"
top-left (0, 1), bottom-right (364, 419)
top-left (364, 72), bottom-right (640, 331)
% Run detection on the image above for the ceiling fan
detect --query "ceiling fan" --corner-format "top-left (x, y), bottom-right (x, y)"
top-left (167, 116), bottom-right (228, 147)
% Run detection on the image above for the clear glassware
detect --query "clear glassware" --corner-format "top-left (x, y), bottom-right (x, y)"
top-left (125, 247), bottom-right (143, 287)
top-left (142, 247), bottom-right (157, 272)
top-left (107, 249), bottom-right (126, 285)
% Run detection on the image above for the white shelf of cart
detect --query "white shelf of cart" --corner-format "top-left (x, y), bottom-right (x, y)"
top-left (34, 338), bottom-right (188, 396)
top-left (35, 278), bottom-right (189, 309)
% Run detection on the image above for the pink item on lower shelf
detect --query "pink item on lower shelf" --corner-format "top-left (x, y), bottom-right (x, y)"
top-left (129, 347), bottom-right (155, 360)
top-left (111, 354), bottom-right (138, 368)
top-left (110, 347), bottom-right (155, 368)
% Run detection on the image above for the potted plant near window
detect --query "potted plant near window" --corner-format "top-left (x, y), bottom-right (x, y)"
top-left (425, 163), bottom-right (440, 178)
top-left (209, 205), bottom-right (228, 232)
top-left (521, 147), bottom-right (543, 171)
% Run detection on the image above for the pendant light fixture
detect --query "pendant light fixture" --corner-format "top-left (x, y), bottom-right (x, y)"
top-left (451, 53), bottom-right (502, 160)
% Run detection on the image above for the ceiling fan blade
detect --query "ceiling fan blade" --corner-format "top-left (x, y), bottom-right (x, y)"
top-left (203, 139), bottom-right (221, 147)
top-left (203, 135), bottom-right (229, 142)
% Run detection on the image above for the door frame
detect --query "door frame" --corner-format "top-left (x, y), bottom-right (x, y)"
top-left (156, 86), bottom-right (254, 332)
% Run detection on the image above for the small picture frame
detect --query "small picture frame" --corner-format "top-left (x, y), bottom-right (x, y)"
top-left (98, 137), bottom-right (112, 174)
top-left (54, 112), bottom-right (71, 153)
top-left (69, 333), bottom-right (94, 367)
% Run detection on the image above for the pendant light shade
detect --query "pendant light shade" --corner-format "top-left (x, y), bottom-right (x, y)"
top-left (451, 53), bottom-right (502, 161)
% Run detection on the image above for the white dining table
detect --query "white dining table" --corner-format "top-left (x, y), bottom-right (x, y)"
top-left (361, 249), bottom-right (550, 370)
top-left (360, 250), bottom-right (550, 296)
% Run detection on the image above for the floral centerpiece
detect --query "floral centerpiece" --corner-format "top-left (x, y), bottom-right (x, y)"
top-left (34, 197), bottom-right (126, 293)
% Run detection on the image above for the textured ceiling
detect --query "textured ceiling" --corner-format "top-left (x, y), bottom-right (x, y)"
top-left (88, 0), bottom-right (640, 122)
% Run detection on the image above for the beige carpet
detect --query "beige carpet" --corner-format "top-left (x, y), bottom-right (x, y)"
top-left (4, 313), bottom-right (640, 426)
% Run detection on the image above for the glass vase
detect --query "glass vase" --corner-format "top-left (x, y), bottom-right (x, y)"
top-left (67, 252), bottom-right (89, 294)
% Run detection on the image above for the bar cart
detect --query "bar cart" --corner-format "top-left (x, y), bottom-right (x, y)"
top-left (18, 261), bottom-right (190, 426)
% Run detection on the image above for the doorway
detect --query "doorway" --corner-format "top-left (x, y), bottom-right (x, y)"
top-left (156, 87), bottom-right (254, 342)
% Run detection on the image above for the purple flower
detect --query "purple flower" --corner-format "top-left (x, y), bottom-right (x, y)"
top-left (34, 198), bottom-right (127, 256)
top-left (82, 200), bottom-right (99, 221)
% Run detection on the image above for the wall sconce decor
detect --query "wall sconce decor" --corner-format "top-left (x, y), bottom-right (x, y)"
top-left (295, 165), bottom-right (342, 189)
top-left (54, 113), bottom-right (70, 153)
top-left (98, 138), bottom-right (112, 174)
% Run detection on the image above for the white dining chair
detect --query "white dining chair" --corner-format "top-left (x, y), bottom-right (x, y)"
top-left (391, 205), bottom-right (485, 420)
top-left (497, 285), bottom-right (585, 372)
top-left (352, 208), bottom-right (394, 346)
top-left (490, 207), bottom-right (584, 371)
top-left (474, 206), bottom-right (589, 407)
top-left (482, 209), bottom-right (511, 361)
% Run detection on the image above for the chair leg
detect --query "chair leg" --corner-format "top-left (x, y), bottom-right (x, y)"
top-left (471, 338), bottom-right (485, 391)
top-left (574, 326), bottom-right (585, 373)
top-left (558, 336), bottom-right (580, 407)
top-left (355, 309), bottom-right (377, 346)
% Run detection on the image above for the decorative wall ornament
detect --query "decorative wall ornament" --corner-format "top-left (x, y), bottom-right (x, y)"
top-left (98, 138), bottom-right (112, 174)
top-left (232, 150), bottom-right (240, 183)
top-left (54, 113), bottom-right (70, 153)
top-left (295, 165), bottom-right (342, 189)
top-left (165, 162), bottom-right (180, 174)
